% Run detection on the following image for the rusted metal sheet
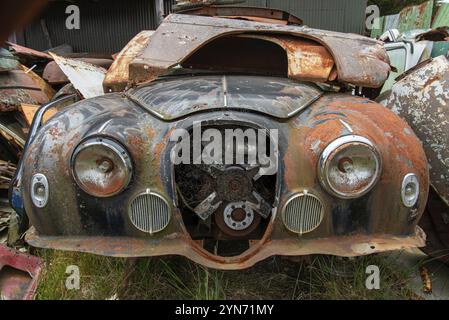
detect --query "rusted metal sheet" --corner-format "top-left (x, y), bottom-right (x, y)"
top-left (103, 31), bottom-right (155, 93)
top-left (0, 245), bottom-right (42, 300)
top-left (0, 68), bottom-right (52, 112)
top-left (44, 58), bottom-right (113, 85)
top-left (6, 41), bottom-right (52, 61)
top-left (26, 226), bottom-right (425, 270)
top-left (177, 5), bottom-right (303, 25)
top-left (19, 64), bottom-right (55, 100)
top-left (129, 14), bottom-right (390, 88)
top-left (398, 0), bottom-right (433, 33)
top-left (384, 56), bottom-right (449, 207)
top-left (238, 34), bottom-right (335, 82)
top-left (50, 53), bottom-right (107, 99)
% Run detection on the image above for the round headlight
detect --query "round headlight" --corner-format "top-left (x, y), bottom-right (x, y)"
top-left (71, 137), bottom-right (132, 197)
top-left (318, 135), bottom-right (381, 199)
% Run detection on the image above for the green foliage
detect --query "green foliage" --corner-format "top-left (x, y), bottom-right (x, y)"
top-left (35, 249), bottom-right (419, 300)
top-left (369, 0), bottom-right (430, 15)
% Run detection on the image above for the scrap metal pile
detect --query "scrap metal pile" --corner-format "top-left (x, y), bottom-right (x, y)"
top-left (0, 39), bottom-right (114, 300)
top-left (373, 0), bottom-right (449, 265)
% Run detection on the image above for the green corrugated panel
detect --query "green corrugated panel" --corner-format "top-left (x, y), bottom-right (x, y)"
top-left (371, 16), bottom-right (385, 38)
top-left (432, 4), bottom-right (449, 28)
top-left (398, 0), bottom-right (433, 33)
top-left (431, 42), bottom-right (449, 58)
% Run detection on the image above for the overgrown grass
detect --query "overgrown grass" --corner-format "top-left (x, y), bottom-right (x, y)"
top-left (35, 249), bottom-right (418, 300)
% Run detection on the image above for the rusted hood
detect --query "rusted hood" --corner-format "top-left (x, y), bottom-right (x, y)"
top-left (126, 75), bottom-right (322, 120)
top-left (129, 14), bottom-right (391, 88)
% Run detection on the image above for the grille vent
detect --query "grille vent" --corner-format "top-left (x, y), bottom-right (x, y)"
top-left (129, 191), bottom-right (170, 234)
top-left (282, 193), bottom-right (324, 235)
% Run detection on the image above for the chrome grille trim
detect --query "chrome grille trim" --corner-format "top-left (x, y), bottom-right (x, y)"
top-left (129, 190), bottom-right (171, 234)
top-left (282, 192), bottom-right (324, 235)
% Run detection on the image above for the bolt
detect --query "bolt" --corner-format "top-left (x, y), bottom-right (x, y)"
top-left (36, 185), bottom-right (45, 197)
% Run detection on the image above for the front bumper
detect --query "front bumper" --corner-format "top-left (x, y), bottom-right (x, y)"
top-left (26, 226), bottom-right (426, 270)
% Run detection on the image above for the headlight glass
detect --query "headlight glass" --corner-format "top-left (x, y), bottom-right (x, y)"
top-left (318, 135), bottom-right (381, 199)
top-left (72, 137), bottom-right (132, 197)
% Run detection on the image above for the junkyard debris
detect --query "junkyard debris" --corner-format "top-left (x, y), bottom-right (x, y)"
top-left (0, 244), bottom-right (42, 300)
top-left (49, 53), bottom-right (107, 99)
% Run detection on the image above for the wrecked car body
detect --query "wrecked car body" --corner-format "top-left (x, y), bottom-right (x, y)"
top-left (12, 10), bottom-right (429, 270)
top-left (383, 56), bottom-right (449, 263)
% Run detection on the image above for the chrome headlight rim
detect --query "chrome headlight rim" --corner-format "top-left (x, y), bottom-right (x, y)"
top-left (318, 135), bottom-right (382, 200)
top-left (71, 136), bottom-right (133, 198)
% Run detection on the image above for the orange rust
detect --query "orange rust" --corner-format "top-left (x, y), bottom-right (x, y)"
top-left (423, 74), bottom-right (442, 88)
top-left (238, 34), bottom-right (335, 82)
top-left (103, 30), bottom-right (154, 93)
top-left (48, 127), bottom-right (61, 138)
top-left (26, 226), bottom-right (426, 270)
top-left (126, 134), bottom-right (146, 153)
top-left (154, 127), bottom-right (176, 159)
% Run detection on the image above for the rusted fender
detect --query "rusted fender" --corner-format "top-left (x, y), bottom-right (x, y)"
top-left (0, 245), bottom-right (43, 300)
top-left (129, 14), bottom-right (390, 88)
top-left (383, 56), bottom-right (449, 207)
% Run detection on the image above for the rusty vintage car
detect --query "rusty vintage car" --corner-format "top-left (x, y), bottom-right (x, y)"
top-left (9, 7), bottom-right (430, 270)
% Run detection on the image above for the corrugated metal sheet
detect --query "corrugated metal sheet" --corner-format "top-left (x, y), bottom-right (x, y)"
top-left (433, 3), bottom-right (449, 28)
top-left (266, 0), bottom-right (368, 33)
top-left (164, 0), bottom-right (174, 16)
top-left (167, 0), bottom-right (367, 34)
top-left (23, 0), bottom-right (157, 54)
top-left (22, 0), bottom-right (368, 53)
top-left (241, 0), bottom-right (268, 7)
top-left (398, 0), bottom-right (433, 33)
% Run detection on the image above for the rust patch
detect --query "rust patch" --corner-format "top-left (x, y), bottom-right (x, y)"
top-left (25, 226), bottom-right (425, 270)
top-left (103, 30), bottom-right (155, 93)
top-left (129, 14), bottom-right (390, 88)
top-left (238, 34), bottom-right (335, 82)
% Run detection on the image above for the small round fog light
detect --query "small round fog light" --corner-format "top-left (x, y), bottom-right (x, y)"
top-left (401, 173), bottom-right (419, 208)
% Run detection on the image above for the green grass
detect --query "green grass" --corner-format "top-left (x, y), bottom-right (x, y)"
top-left (34, 249), bottom-right (420, 300)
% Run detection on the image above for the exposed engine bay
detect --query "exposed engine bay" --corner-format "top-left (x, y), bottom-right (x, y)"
top-left (174, 125), bottom-right (277, 256)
